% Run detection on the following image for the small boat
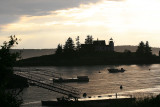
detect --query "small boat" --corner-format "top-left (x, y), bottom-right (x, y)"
top-left (53, 76), bottom-right (89, 83)
top-left (108, 68), bottom-right (125, 73)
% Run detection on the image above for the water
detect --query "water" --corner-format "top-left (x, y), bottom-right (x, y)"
top-left (20, 64), bottom-right (160, 107)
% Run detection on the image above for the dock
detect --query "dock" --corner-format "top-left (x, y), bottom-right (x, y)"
top-left (42, 94), bottom-right (135, 107)
top-left (53, 76), bottom-right (89, 83)
top-left (14, 69), bottom-right (81, 98)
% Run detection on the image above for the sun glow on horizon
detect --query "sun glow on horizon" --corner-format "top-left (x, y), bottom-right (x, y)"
top-left (1, 0), bottom-right (160, 48)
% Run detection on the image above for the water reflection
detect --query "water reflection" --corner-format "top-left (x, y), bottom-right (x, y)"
top-left (18, 64), bottom-right (160, 107)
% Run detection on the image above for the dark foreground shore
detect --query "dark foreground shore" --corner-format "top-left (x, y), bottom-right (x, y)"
top-left (41, 95), bottom-right (160, 107)
top-left (42, 98), bottom-right (135, 107)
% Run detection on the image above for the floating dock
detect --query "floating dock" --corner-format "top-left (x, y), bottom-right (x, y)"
top-left (53, 76), bottom-right (89, 83)
top-left (42, 94), bottom-right (135, 107)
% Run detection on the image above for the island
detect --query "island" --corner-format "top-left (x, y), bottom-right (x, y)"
top-left (16, 36), bottom-right (160, 66)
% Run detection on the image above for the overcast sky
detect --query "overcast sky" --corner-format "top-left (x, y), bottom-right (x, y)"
top-left (0, 0), bottom-right (160, 49)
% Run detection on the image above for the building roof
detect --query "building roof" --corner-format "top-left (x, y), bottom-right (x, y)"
top-left (93, 40), bottom-right (106, 46)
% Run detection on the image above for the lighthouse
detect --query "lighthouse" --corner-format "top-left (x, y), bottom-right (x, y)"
top-left (109, 38), bottom-right (114, 51)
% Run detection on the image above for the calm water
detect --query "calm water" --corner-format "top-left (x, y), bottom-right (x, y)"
top-left (20, 64), bottom-right (160, 107)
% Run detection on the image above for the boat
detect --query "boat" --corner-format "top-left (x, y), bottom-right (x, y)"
top-left (41, 94), bottom-right (135, 107)
top-left (108, 68), bottom-right (125, 73)
top-left (53, 76), bottom-right (89, 83)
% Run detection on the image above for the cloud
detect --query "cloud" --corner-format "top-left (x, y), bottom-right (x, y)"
top-left (2, 0), bottom-right (160, 48)
top-left (0, 0), bottom-right (101, 25)
top-left (108, 0), bottom-right (125, 1)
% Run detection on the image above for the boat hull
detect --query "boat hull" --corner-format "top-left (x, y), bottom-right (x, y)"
top-left (108, 69), bottom-right (125, 73)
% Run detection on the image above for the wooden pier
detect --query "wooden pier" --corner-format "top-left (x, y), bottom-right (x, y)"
top-left (14, 69), bottom-right (81, 98)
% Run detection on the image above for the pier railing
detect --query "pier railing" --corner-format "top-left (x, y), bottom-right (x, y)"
top-left (14, 68), bottom-right (62, 78)
top-left (14, 70), bottom-right (81, 98)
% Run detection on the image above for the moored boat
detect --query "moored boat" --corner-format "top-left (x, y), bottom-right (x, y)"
top-left (53, 76), bottom-right (89, 83)
top-left (108, 68), bottom-right (125, 73)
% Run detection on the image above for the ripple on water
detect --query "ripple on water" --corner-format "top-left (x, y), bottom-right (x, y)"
top-left (16, 64), bottom-right (160, 106)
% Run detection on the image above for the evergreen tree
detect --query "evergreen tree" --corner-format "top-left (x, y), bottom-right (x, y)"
top-left (63, 37), bottom-right (75, 54)
top-left (55, 44), bottom-right (62, 55)
top-left (136, 41), bottom-right (145, 56)
top-left (136, 41), bottom-right (152, 57)
top-left (145, 41), bottom-right (152, 56)
top-left (75, 36), bottom-right (81, 51)
top-left (85, 35), bottom-right (93, 44)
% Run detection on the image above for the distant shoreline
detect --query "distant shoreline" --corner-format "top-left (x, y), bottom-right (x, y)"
top-left (11, 46), bottom-right (160, 59)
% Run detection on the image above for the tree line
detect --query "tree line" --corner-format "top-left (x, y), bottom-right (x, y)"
top-left (55, 35), bottom-right (93, 55)
top-left (55, 35), bottom-right (153, 57)
top-left (136, 41), bottom-right (152, 57)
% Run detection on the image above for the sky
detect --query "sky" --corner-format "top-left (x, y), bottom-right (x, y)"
top-left (0, 0), bottom-right (160, 49)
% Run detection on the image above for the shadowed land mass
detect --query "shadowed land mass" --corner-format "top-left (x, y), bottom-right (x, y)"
top-left (16, 36), bottom-right (160, 66)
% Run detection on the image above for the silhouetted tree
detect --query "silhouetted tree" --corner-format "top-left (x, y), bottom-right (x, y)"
top-left (75, 36), bottom-right (81, 51)
top-left (136, 41), bottom-right (152, 57)
top-left (0, 35), bottom-right (23, 107)
top-left (136, 41), bottom-right (145, 56)
top-left (55, 44), bottom-right (62, 55)
top-left (0, 35), bottom-right (20, 85)
top-left (145, 41), bottom-right (152, 56)
top-left (85, 35), bottom-right (93, 44)
top-left (63, 37), bottom-right (75, 54)
top-left (124, 49), bottom-right (131, 56)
